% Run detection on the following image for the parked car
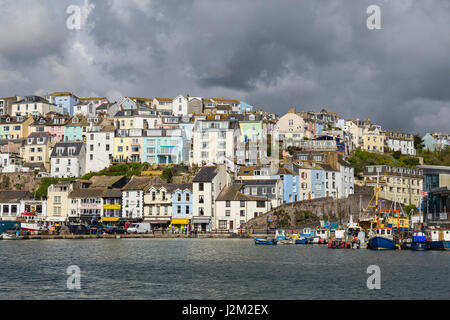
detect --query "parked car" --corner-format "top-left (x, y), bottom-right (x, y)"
top-left (126, 223), bottom-right (151, 234)
top-left (68, 223), bottom-right (90, 235)
top-left (104, 225), bottom-right (126, 234)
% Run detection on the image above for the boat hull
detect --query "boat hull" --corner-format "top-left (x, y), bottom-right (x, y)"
top-left (403, 242), bottom-right (429, 251)
top-left (254, 237), bottom-right (277, 245)
top-left (368, 236), bottom-right (397, 250)
top-left (295, 238), bottom-right (307, 244)
top-left (429, 241), bottom-right (450, 251)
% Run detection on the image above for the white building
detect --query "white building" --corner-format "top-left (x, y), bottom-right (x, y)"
top-left (85, 126), bottom-right (115, 174)
top-left (215, 183), bottom-right (271, 230)
top-left (384, 131), bottom-right (416, 156)
top-left (50, 142), bottom-right (86, 178)
top-left (192, 164), bottom-right (231, 231)
top-left (121, 176), bottom-right (154, 220)
top-left (191, 118), bottom-right (240, 166)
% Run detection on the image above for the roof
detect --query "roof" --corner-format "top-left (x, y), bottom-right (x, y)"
top-left (48, 92), bottom-right (78, 98)
top-left (240, 179), bottom-right (279, 186)
top-left (50, 142), bottom-right (84, 157)
top-left (89, 175), bottom-right (126, 188)
top-left (193, 166), bottom-right (219, 182)
top-left (68, 188), bottom-right (106, 199)
top-left (0, 190), bottom-right (32, 203)
top-left (121, 176), bottom-right (155, 191)
top-left (14, 96), bottom-right (54, 105)
top-left (154, 97), bottom-right (173, 102)
top-left (146, 183), bottom-right (193, 193)
top-left (25, 132), bottom-right (51, 145)
top-left (79, 97), bottom-right (107, 101)
top-left (216, 184), bottom-right (267, 201)
top-left (211, 98), bottom-right (240, 104)
top-left (102, 188), bottom-right (123, 198)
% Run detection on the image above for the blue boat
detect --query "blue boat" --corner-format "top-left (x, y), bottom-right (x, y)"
top-left (429, 229), bottom-right (450, 250)
top-left (402, 232), bottom-right (429, 251)
top-left (254, 237), bottom-right (277, 245)
top-left (368, 227), bottom-right (397, 250)
top-left (295, 238), bottom-right (308, 244)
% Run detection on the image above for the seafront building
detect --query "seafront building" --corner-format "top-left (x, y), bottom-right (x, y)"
top-left (1, 90), bottom-right (444, 231)
top-left (362, 165), bottom-right (423, 206)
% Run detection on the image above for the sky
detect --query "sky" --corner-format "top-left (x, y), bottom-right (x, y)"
top-left (0, 0), bottom-right (449, 135)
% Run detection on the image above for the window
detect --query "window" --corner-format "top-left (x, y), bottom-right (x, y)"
top-left (199, 195), bottom-right (204, 204)
top-left (226, 201), bottom-right (231, 207)
top-left (177, 193), bottom-right (181, 202)
top-left (219, 220), bottom-right (227, 229)
top-left (225, 210), bottom-right (230, 216)
top-left (240, 201), bottom-right (245, 207)
top-left (186, 206), bottom-right (190, 214)
top-left (240, 210), bottom-right (245, 217)
top-left (199, 183), bottom-right (204, 191)
top-left (186, 193), bottom-right (190, 202)
top-left (177, 206), bottom-right (181, 214)
top-left (257, 201), bottom-right (265, 208)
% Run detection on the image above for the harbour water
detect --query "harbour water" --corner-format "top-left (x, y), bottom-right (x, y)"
top-left (0, 239), bottom-right (449, 300)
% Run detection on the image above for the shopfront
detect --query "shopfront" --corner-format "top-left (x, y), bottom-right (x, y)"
top-left (192, 217), bottom-right (211, 232)
top-left (171, 218), bottom-right (191, 232)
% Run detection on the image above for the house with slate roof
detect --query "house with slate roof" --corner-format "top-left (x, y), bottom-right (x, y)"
top-left (50, 141), bottom-right (86, 178)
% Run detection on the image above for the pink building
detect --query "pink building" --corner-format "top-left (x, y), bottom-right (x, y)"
top-left (44, 115), bottom-right (70, 143)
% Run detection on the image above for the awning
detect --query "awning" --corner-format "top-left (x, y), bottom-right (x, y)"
top-left (100, 217), bottom-right (120, 222)
top-left (144, 219), bottom-right (171, 224)
top-left (192, 217), bottom-right (211, 224)
top-left (171, 218), bottom-right (190, 225)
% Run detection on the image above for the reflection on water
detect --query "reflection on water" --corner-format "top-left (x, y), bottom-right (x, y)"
top-left (0, 239), bottom-right (449, 300)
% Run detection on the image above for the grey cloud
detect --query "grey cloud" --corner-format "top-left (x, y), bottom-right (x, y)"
top-left (0, 0), bottom-right (449, 135)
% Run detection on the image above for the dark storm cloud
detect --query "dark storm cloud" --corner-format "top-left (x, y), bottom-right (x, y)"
top-left (0, 0), bottom-right (449, 135)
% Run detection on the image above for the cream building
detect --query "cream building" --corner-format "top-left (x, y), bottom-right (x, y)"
top-left (363, 128), bottom-right (385, 153)
top-left (11, 96), bottom-right (57, 117)
top-left (363, 165), bottom-right (423, 206)
top-left (275, 110), bottom-right (308, 147)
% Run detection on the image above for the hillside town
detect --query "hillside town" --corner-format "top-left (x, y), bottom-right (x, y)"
top-left (0, 93), bottom-right (449, 233)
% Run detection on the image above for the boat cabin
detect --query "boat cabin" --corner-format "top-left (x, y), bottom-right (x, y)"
top-left (430, 230), bottom-right (450, 242)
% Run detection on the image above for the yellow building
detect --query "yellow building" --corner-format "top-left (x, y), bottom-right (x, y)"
top-left (363, 128), bottom-right (385, 153)
top-left (113, 134), bottom-right (142, 163)
top-left (21, 132), bottom-right (53, 172)
top-left (0, 115), bottom-right (33, 139)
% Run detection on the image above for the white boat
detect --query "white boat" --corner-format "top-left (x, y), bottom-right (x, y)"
top-left (2, 233), bottom-right (24, 240)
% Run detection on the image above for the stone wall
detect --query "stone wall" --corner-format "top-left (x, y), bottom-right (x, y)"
top-left (245, 186), bottom-right (405, 229)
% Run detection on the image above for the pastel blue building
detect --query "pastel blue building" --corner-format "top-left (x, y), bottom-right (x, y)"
top-left (240, 101), bottom-right (255, 113)
top-left (51, 93), bottom-right (79, 116)
top-left (64, 117), bottom-right (84, 141)
top-left (310, 167), bottom-right (325, 199)
top-left (271, 168), bottom-right (299, 203)
top-left (171, 184), bottom-right (193, 231)
top-left (142, 128), bottom-right (189, 165)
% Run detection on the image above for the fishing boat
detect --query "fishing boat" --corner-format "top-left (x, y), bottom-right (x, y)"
top-left (428, 229), bottom-right (450, 250)
top-left (402, 231), bottom-right (429, 251)
top-left (254, 237), bottom-right (277, 245)
top-left (368, 226), bottom-right (397, 250)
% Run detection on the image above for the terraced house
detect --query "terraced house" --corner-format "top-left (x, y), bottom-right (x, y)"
top-left (47, 92), bottom-right (80, 116)
top-left (384, 131), bottom-right (416, 156)
top-left (215, 183), bottom-right (271, 230)
top-left (0, 115), bottom-right (33, 139)
top-left (50, 141), bottom-right (86, 178)
top-left (21, 132), bottom-right (53, 172)
top-left (363, 165), bottom-right (423, 206)
top-left (142, 127), bottom-right (189, 165)
top-left (12, 96), bottom-right (57, 117)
